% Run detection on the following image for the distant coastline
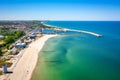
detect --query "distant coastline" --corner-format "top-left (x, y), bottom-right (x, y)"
top-left (42, 21), bottom-right (102, 37)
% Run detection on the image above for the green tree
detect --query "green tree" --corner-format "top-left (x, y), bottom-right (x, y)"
top-left (3, 36), bottom-right (15, 44)
top-left (16, 31), bottom-right (25, 38)
top-left (0, 48), bottom-right (2, 56)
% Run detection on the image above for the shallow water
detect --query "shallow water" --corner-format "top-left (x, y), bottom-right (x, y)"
top-left (31, 21), bottom-right (120, 80)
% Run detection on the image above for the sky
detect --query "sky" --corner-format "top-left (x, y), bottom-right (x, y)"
top-left (0, 0), bottom-right (120, 21)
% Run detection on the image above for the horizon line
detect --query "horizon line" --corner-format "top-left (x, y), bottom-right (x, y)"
top-left (0, 20), bottom-right (120, 21)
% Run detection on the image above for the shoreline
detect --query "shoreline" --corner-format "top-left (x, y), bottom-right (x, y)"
top-left (1, 34), bottom-right (58, 80)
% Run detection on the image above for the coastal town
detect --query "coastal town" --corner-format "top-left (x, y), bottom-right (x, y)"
top-left (0, 21), bottom-right (63, 77)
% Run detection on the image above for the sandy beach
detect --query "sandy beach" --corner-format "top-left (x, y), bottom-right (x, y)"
top-left (0, 35), bottom-right (57, 80)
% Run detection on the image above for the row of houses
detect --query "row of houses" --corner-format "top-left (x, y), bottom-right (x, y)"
top-left (0, 24), bottom-right (27, 29)
top-left (14, 31), bottom-right (38, 49)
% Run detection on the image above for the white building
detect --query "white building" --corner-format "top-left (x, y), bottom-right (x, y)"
top-left (15, 42), bottom-right (26, 48)
top-left (0, 35), bottom-right (4, 40)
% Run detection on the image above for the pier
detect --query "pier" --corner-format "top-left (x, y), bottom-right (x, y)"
top-left (64, 29), bottom-right (102, 37)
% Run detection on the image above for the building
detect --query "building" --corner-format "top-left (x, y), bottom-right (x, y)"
top-left (2, 65), bottom-right (8, 73)
top-left (11, 48), bottom-right (18, 54)
top-left (0, 35), bottom-right (4, 40)
top-left (15, 42), bottom-right (26, 48)
top-left (29, 34), bottom-right (36, 39)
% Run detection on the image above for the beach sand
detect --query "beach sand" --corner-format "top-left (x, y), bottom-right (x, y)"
top-left (1, 35), bottom-right (57, 80)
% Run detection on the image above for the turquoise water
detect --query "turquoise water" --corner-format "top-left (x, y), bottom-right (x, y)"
top-left (32, 21), bottom-right (120, 80)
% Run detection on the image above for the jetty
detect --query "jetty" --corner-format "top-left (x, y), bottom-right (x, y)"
top-left (64, 29), bottom-right (102, 37)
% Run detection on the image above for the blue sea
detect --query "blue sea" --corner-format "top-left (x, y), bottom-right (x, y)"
top-left (31, 21), bottom-right (120, 80)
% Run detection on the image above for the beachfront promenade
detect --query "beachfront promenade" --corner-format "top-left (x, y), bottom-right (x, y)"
top-left (0, 35), bottom-right (57, 80)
